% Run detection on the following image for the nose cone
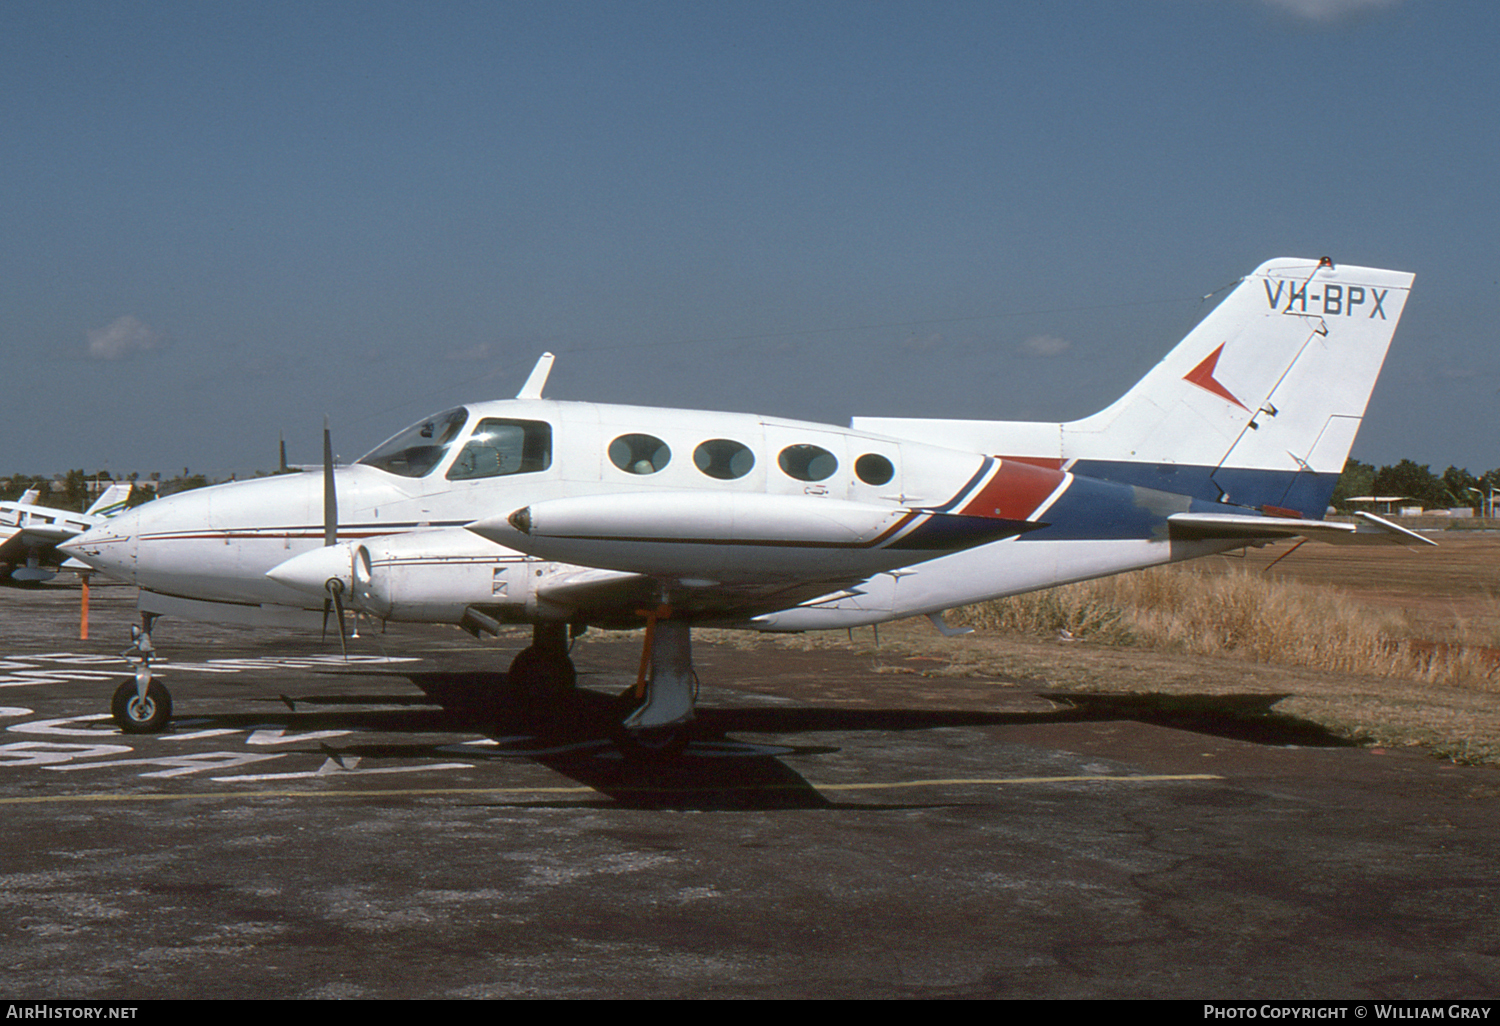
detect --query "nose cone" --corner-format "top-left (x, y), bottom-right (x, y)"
top-left (265, 543), bottom-right (355, 598)
top-left (60, 508), bottom-right (144, 583)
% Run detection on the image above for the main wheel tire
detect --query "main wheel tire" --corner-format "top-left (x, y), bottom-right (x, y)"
top-left (507, 646), bottom-right (578, 710)
top-left (111, 679), bottom-right (172, 734)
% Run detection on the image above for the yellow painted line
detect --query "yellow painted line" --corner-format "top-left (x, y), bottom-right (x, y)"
top-left (810, 774), bottom-right (1224, 791)
top-left (0, 773), bottom-right (1222, 806)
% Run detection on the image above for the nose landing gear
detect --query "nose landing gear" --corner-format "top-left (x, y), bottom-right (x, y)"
top-left (112, 615), bottom-right (172, 734)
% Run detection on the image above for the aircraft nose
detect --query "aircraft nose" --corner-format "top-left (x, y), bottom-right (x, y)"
top-left (60, 511), bottom-right (142, 583)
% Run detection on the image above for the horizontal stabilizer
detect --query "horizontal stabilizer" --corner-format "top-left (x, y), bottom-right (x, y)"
top-left (1168, 511), bottom-right (1436, 546)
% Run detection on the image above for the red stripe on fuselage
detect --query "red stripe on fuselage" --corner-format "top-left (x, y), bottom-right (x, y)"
top-left (958, 458), bottom-right (1067, 521)
top-left (998, 455), bottom-right (1065, 471)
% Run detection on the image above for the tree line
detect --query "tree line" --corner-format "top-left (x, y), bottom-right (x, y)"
top-left (1329, 460), bottom-right (1500, 513)
top-left (0, 470), bottom-right (208, 511)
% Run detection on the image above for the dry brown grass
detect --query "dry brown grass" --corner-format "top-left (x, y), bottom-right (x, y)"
top-left (948, 563), bottom-right (1500, 693)
top-left (697, 539), bottom-right (1500, 765)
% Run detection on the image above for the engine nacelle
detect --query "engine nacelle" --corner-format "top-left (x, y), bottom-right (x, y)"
top-left (267, 528), bottom-right (560, 624)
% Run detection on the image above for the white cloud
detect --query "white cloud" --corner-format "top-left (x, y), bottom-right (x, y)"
top-left (1258, 0), bottom-right (1403, 23)
top-left (445, 342), bottom-right (493, 361)
top-left (86, 315), bottom-right (166, 360)
top-left (1021, 334), bottom-right (1072, 357)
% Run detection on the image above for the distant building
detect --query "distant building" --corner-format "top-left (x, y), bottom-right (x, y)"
top-left (1343, 495), bottom-right (1412, 515)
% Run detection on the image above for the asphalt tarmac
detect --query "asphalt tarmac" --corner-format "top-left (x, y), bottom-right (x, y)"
top-left (1, 581), bottom-right (1497, 999)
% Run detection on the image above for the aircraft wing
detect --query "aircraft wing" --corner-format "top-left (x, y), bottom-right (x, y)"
top-left (1167, 511), bottom-right (1435, 546)
top-left (0, 528), bottom-right (26, 563)
top-left (483, 563), bottom-right (874, 629)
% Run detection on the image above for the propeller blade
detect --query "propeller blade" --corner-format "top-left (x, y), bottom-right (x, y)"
top-left (318, 419), bottom-right (346, 657)
top-left (326, 578), bottom-right (348, 660)
top-left (323, 415), bottom-right (338, 547)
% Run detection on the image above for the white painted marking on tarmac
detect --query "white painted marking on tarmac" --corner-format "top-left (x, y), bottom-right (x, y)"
top-left (0, 741), bottom-right (134, 766)
top-left (7, 715), bottom-right (117, 737)
top-left (0, 707), bottom-right (33, 719)
top-left (8, 669), bottom-right (125, 681)
top-left (245, 726), bottom-right (354, 745)
top-left (437, 737), bottom-right (526, 752)
top-left (47, 751), bottom-right (286, 779)
top-left (210, 762), bottom-right (472, 783)
top-left (159, 727), bottom-right (245, 741)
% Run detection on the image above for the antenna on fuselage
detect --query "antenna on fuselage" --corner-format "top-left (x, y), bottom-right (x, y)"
top-left (516, 352), bottom-right (556, 400)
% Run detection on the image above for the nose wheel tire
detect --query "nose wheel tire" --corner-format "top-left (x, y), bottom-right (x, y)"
top-left (111, 679), bottom-right (172, 734)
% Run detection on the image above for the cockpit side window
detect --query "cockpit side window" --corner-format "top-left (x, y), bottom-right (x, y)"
top-left (358, 408), bottom-right (469, 478)
top-left (446, 419), bottom-right (552, 480)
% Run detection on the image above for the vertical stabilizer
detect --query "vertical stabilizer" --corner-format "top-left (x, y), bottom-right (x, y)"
top-left (1062, 258), bottom-right (1413, 478)
top-left (854, 258), bottom-right (1414, 515)
top-left (85, 482), bottom-right (135, 518)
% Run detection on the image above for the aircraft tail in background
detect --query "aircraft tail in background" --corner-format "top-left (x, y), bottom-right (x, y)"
top-left (85, 482), bottom-right (135, 518)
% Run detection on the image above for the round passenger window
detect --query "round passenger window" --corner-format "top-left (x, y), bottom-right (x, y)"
top-left (855, 453), bottom-right (895, 486)
top-left (778, 444), bottom-right (837, 482)
top-left (693, 439), bottom-right (755, 480)
top-left (609, 433), bottom-right (671, 475)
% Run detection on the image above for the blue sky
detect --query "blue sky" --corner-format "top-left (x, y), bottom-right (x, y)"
top-left (4, 0), bottom-right (1495, 479)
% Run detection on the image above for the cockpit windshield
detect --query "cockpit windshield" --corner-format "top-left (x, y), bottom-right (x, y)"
top-left (357, 407), bottom-right (469, 478)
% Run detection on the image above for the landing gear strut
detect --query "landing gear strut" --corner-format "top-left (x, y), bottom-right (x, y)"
top-left (112, 614), bottom-right (172, 733)
top-left (613, 611), bottom-right (696, 760)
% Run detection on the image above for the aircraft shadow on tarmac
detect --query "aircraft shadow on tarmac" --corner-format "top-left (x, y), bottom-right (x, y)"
top-left (202, 669), bottom-right (1358, 812)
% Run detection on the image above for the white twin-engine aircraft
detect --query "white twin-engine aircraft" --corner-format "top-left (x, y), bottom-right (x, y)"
top-left (64, 257), bottom-right (1426, 755)
top-left (1, 481), bottom-right (135, 583)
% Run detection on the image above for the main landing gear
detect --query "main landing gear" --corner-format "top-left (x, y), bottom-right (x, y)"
top-left (112, 614), bottom-right (172, 734)
top-left (105, 612), bottom-right (703, 757)
top-left (505, 612), bottom-right (699, 759)
top-left (612, 609), bottom-right (696, 760)
top-left (506, 622), bottom-right (579, 709)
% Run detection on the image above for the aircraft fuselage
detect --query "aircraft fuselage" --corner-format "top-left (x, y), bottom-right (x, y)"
top-left (67, 398), bottom-right (1112, 621)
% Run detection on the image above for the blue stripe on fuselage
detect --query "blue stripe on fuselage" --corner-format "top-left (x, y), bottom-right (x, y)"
top-left (1017, 474), bottom-right (1192, 541)
top-left (1062, 461), bottom-right (1339, 518)
top-left (1018, 464), bottom-right (1336, 542)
